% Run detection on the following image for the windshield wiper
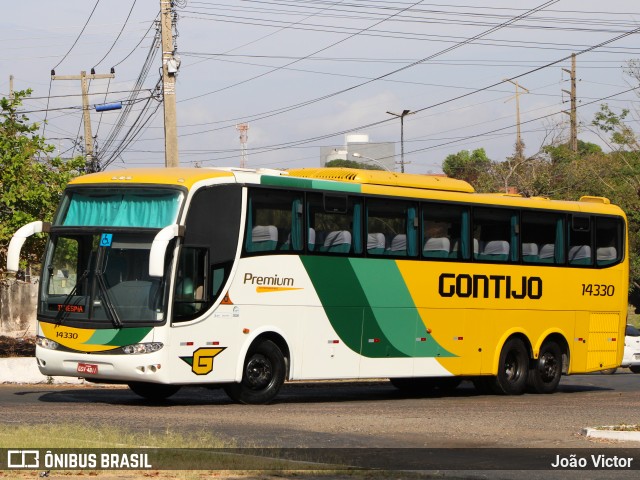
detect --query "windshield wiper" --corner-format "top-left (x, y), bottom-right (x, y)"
top-left (54, 269), bottom-right (89, 326)
top-left (95, 270), bottom-right (123, 328)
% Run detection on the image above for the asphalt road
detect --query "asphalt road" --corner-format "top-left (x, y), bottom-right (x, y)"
top-left (1, 371), bottom-right (639, 449)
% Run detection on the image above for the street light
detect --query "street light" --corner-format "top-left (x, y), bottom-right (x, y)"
top-left (352, 152), bottom-right (392, 172)
top-left (386, 109), bottom-right (414, 173)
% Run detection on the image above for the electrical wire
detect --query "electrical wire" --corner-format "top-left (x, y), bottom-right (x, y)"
top-left (52, 0), bottom-right (101, 70)
top-left (112, 17), bottom-right (158, 68)
top-left (93, 0), bottom-right (138, 70)
top-left (180, 0), bottom-right (428, 103)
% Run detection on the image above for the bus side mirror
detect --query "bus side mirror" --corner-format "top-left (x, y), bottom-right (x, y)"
top-left (6, 221), bottom-right (50, 272)
top-left (149, 224), bottom-right (184, 278)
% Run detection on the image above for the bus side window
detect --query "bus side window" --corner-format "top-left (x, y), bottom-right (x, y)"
top-left (307, 193), bottom-right (362, 255)
top-left (245, 189), bottom-right (303, 254)
top-left (596, 216), bottom-right (623, 267)
top-left (521, 211), bottom-right (564, 264)
top-left (569, 215), bottom-right (593, 266)
top-left (422, 203), bottom-right (468, 260)
top-left (367, 198), bottom-right (418, 257)
top-left (473, 208), bottom-right (518, 262)
top-left (174, 247), bottom-right (208, 319)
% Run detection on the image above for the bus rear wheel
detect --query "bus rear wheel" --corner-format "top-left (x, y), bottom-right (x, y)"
top-left (128, 382), bottom-right (181, 401)
top-left (492, 338), bottom-right (528, 395)
top-left (527, 341), bottom-right (562, 394)
top-left (224, 339), bottom-right (286, 404)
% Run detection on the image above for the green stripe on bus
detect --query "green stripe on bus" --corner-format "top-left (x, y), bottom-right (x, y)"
top-left (349, 258), bottom-right (449, 357)
top-left (300, 256), bottom-right (452, 358)
top-left (301, 256), bottom-right (405, 357)
top-left (85, 329), bottom-right (119, 345)
top-left (107, 327), bottom-right (153, 346)
top-left (260, 175), bottom-right (361, 193)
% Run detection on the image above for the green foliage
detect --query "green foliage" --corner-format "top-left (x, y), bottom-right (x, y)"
top-left (325, 159), bottom-right (384, 170)
top-left (442, 148), bottom-right (493, 189)
top-left (543, 141), bottom-right (603, 164)
top-left (0, 90), bottom-right (85, 276)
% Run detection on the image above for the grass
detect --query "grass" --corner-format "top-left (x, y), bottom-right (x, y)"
top-left (0, 423), bottom-right (229, 449)
top-left (592, 424), bottom-right (640, 432)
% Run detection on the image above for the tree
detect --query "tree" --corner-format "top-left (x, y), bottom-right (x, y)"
top-left (442, 148), bottom-right (495, 191)
top-left (543, 140), bottom-right (603, 164)
top-left (0, 90), bottom-right (85, 277)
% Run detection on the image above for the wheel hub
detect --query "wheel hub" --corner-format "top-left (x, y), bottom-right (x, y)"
top-left (245, 354), bottom-right (273, 389)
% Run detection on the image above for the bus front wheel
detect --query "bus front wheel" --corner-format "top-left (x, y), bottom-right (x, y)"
top-left (527, 341), bottom-right (562, 394)
top-left (128, 382), bottom-right (181, 401)
top-left (492, 338), bottom-right (528, 395)
top-left (224, 339), bottom-right (286, 404)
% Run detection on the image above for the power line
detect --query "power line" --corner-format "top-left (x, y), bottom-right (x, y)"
top-left (179, 0), bottom-right (428, 103)
top-left (172, 0), bottom-right (559, 144)
top-left (93, 0), bottom-right (138, 69)
top-left (52, 0), bottom-right (101, 70)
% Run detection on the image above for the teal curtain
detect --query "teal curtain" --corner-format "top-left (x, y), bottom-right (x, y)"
top-left (555, 217), bottom-right (565, 264)
top-left (245, 197), bottom-right (253, 251)
top-left (63, 193), bottom-right (180, 228)
top-left (306, 200), bottom-right (314, 252)
top-left (407, 206), bottom-right (418, 257)
top-left (460, 210), bottom-right (470, 259)
top-left (291, 198), bottom-right (303, 251)
top-left (352, 201), bottom-right (362, 254)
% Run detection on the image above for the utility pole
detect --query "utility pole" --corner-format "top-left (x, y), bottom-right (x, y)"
top-left (161, 0), bottom-right (179, 167)
top-left (562, 53), bottom-right (578, 153)
top-left (52, 70), bottom-right (115, 172)
top-left (504, 79), bottom-right (530, 160)
top-left (386, 109), bottom-right (413, 173)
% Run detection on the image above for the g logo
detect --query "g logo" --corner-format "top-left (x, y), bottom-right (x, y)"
top-left (180, 347), bottom-right (225, 375)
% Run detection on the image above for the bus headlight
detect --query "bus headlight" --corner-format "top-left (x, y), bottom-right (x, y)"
top-left (36, 336), bottom-right (60, 350)
top-left (122, 342), bottom-right (164, 354)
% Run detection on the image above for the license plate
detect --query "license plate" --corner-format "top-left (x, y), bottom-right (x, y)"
top-left (77, 363), bottom-right (98, 375)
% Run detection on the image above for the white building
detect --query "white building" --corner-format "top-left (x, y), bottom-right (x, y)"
top-left (320, 134), bottom-right (396, 171)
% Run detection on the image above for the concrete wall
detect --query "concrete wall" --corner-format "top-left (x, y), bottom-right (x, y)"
top-left (0, 281), bottom-right (38, 335)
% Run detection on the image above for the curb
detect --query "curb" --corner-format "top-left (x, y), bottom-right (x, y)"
top-left (0, 357), bottom-right (84, 384)
top-left (582, 427), bottom-right (640, 442)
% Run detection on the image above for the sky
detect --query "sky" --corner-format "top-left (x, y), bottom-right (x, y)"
top-left (1, 0), bottom-right (639, 174)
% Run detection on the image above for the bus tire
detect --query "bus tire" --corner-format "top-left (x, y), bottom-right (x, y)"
top-left (527, 341), bottom-right (562, 394)
top-left (224, 339), bottom-right (286, 404)
top-left (629, 366), bottom-right (640, 374)
top-left (128, 382), bottom-right (181, 401)
top-left (492, 337), bottom-right (528, 395)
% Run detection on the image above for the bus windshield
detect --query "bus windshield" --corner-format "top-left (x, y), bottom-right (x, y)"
top-left (57, 188), bottom-right (183, 228)
top-left (41, 232), bottom-right (168, 326)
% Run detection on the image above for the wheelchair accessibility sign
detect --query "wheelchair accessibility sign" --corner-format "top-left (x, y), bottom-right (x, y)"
top-left (100, 234), bottom-right (113, 247)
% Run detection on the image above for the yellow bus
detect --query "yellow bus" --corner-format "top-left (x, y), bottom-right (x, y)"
top-left (7, 167), bottom-right (628, 403)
